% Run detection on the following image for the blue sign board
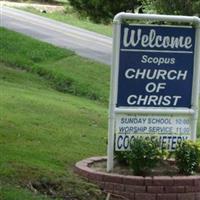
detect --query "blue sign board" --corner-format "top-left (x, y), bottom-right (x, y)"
top-left (117, 25), bottom-right (195, 108)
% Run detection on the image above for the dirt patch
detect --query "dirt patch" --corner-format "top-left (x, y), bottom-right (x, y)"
top-left (26, 177), bottom-right (103, 200)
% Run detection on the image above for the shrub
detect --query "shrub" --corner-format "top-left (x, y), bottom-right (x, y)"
top-left (68, 0), bottom-right (141, 23)
top-left (115, 151), bottom-right (130, 166)
top-left (129, 138), bottom-right (162, 175)
top-left (175, 140), bottom-right (200, 175)
top-left (140, 0), bottom-right (200, 16)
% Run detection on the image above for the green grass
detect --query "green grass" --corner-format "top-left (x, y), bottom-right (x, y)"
top-left (0, 62), bottom-right (107, 199)
top-left (1, 25), bottom-right (200, 200)
top-left (0, 28), bottom-right (110, 104)
top-left (20, 6), bottom-right (112, 37)
top-left (0, 28), bottom-right (109, 199)
top-left (0, 184), bottom-right (51, 200)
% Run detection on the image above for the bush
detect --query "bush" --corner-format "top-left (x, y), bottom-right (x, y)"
top-left (115, 151), bottom-right (130, 166)
top-left (68, 0), bottom-right (141, 23)
top-left (175, 140), bottom-right (200, 175)
top-left (129, 138), bottom-right (162, 175)
top-left (114, 138), bottom-right (200, 176)
top-left (140, 0), bottom-right (200, 16)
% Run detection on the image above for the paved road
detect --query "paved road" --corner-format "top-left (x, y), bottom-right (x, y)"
top-left (1, 6), bottom-right (112, 65)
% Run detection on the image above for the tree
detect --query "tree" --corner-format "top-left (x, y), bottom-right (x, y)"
top-left (68, 0), bottom-right (141, 23)
top-left (140, 0), bottom-right (200, 16)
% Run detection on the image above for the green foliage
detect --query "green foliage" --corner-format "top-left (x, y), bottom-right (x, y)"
top-left (175, 140), bottom-right (200, 175)
top-left (68, 0), bottom-right (140, 23)
top-left (115, 151), bottom-right (130, 166)
top-left (115, 138), bottom-right (200, 176)
top-left (129, 138), bottom-right (162, 175)
top-left (140, 0), bottom-right (200, 16)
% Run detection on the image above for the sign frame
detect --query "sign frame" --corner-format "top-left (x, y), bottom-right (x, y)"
top-left (107, 13), bottom-right (200, 172)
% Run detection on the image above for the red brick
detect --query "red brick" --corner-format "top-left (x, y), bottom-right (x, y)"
top-left (126, 185), bottom-right (146, 193)
top-left (87, 172), bottom-right (103, 181)
top-left (79, 165), bottom-right (94, 173)
top-left (174, 177), bottom-right (194, 186)
top-left (82, 158), bottom-right (93, 165)
top-left (147, 186), bottom-right (164, 193)
top-left (123, 176), bottom-right (144, 185)
top-left (73, 166), bottom-right (80, 173)
top-left (104, 175), bottom-right (123, 183)
top-left (185, 186), bottom-right (198, 192)
top-left (165, 186), bottom-right (185, 193)
top-left (194, 177), bottom-right (200, 187)
top-left (195, 193), bottom-right (200, 200)
top-left (85, 166), bottom-right (95, 172)
top-left (78, 169), bottom-right (89, 178)
top-left (122, 192), bottom-right (134, 199)
top-left (75, 160), bottom-right (84, 167)
top-left (153, 177), bottom-right (174, 186)
top-left (113, 183), bottom-right (125, 192)
top-left (135, 193), bottom-right (156, 200)
top-left (196, 186), bottom-right (200, 193)
top-left (177, 193), bottom-right (195, 200)
top-left (145, 177), bottom-right (153, 186)
top-left (96, 181), bottom-right (104, 189)
top-left (104, 182), bottom-right (114, 191)
top-left (157, 193), bottom-right (177, 200)
top-left (129, 193), bottom-right (135, 200)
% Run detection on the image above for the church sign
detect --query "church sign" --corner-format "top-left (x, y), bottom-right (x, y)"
top-left (107, 13), bottom-right (200, 171)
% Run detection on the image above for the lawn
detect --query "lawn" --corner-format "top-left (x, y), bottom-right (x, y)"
top-left (0, 28), bottom-right (110, 104)
top-left (1, 25), bottom-right (200, 200)
top-left (0, 28), bottom-right (108, 199)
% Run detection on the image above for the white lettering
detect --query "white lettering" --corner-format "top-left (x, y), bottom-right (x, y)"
top-left (123, 28), bottom-right (193, 50)
top-left (127, 95), bottom-right (182, 106)
top-left (145, 82), bottom-right (157, 93)
top-left (141, 55), bottom-right (176, 66)
top-left (125, 68), bottom-right (188, 81)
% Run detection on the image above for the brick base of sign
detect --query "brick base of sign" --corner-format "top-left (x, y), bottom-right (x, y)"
top-left (74, 157), bottom-right (200, 200)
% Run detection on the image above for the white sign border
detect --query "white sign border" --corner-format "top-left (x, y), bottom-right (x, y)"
top-left (107, 13), bottom-right (200, 172)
